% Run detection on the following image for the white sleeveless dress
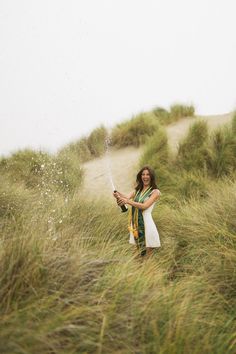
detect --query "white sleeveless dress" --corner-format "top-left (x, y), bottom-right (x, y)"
top-left (129, 200), bottom-right (161, 248)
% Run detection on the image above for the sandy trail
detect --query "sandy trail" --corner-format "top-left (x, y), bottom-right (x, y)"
top-left (80, 146), bottom-right (142, 201)
top-left (81, 113), bottom-right (233, 201)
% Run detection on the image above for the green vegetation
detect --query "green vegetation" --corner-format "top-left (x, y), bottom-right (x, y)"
top-left (175, 171), bottom-right (209, 200)
top-left (0, 149), bottom-right (83, 195)
top-left (139, 128), bottom-right (172, 188)
top-left (59, 125), bottom-right (107, 162)
top-left (58, 103), bottom-right (195, 155)
top-left (176, 119), bottom-right (210, 171)
top-left (139, 128), bottom-right (170, 168)
top-left (111, 104), bottom-right (195, 148)
top-left (232, 110), bottom-right (236, 133)
top-left (0, 176), bottom-right (235, 353)
top-left (152, 108), bottom-right (171, 124)
top-left (0, 108), bottom-right (235, 353)
top-left (207, 124), bottom-right (236, 178)
top-left (170, 103), bottom-right (195, 120)
top-left (0, 178), bottom-right (32, 219)
top-left (153, 103), bottom-right (195, 125)
top-left (141, 116), bottom-right (236, 200)
top-left (111, 112), bottom-right (159, 148)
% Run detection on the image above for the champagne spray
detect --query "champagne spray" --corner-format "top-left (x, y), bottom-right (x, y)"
top-left (105, 136), bottom-right (128, 213)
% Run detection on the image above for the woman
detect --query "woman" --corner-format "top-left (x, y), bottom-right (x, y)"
top-left (113, 166), bottom-right (161, 257)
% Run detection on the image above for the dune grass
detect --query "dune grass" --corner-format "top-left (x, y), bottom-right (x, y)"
top-left (0, 176), bottom-right (235, 353)
top-left (207, 124), bottom-right (236, 178)
top-left (58, 104), bottom-right (195, 155)
top-left (0, 108), bottom-right (235, 353)
top-left (59, 125), bottom-right (108, 163)
top-left (139, 128), bottom-right (173, 191)
top-left (140, 115), bottom-right (236, 200)
top-left (170, 103), bottom-right (195, 120)
top-left (232, 111), bottom-right (236, 134)
top-left (0, 149), bottom-right (83, 195)
top-left (111, 112), bottom-right (160, 148)
top-left (139, 128), bottom-right (170, 168)
top-left (176, 118), bottom-right (236, 178)
top-left (176, 119), bottom-right (210, 172)
top-left (111, 104), bottom-right (195, 148)
top-left (153, 104), bottom-right (195, 125)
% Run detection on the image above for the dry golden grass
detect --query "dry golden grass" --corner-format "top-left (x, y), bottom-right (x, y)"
top-left (0, 110), bottom-right (235, 353)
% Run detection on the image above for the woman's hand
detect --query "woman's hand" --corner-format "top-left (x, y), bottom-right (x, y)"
top-left (113, 191), bottom-right (125, 206)
top-left (113, 191), bottom-right (120, 199)
top-left (117, 196), bottom-right (129, 205)
top-left (113, 190), bottom-right (134, 206)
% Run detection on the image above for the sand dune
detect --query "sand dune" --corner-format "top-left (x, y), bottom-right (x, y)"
top-left (81, 112), bottom-right (233, 201)
top-left (167, 112), bottom-right (232, 151)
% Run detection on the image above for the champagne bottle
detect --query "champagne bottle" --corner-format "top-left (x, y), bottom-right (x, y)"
top-left (114, 190), bottom-right (128, 212)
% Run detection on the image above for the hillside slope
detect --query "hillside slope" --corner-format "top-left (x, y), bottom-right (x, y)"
top-left (81, 113), bottom-right (233, 201)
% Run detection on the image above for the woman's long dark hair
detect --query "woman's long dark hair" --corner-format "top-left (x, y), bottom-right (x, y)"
top-left (135, 165), bottom-right (158, 192)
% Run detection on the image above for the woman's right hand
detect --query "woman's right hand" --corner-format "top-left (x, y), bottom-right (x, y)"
top-left (116, 197), bottom-right (125, 206)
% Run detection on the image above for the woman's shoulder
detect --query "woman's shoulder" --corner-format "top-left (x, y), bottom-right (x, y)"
top-left (151, 188), bottom-right (161, 197)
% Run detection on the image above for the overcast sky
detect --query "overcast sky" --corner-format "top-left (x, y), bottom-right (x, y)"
top-left (0, 0), bottom-right (236, 156)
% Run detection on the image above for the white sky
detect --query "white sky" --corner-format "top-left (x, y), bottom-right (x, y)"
top-left (0, 0), bottom-right (236, 156)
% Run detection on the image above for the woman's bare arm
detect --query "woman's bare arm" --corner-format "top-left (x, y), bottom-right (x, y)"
top-left (117, 189), bottom-right (160, 210)
top-left (113, 190), bottom-right (135, 200)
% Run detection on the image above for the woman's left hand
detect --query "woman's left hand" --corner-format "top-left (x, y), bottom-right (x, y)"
top-left (113, 191), bottom-right (120, 199)
top-left (117, 196), bottom-right (129, 205)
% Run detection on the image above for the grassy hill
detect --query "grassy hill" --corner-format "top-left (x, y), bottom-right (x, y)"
top-left (0, 107), bottom-right (235, 354)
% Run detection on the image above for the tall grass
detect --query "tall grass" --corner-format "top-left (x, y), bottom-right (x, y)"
top-left (0, 178), bottom-right (32, 220)
top-left (140, 128), bottom-right (169, 168)
top-left (170, 103), bottom-right (195, 120)
top-left (0, 149), bottom-right (51, 188)
top-left (139, 128), bottom-right (174, 191)
top-left (86, 126), bottom-right (108, 157)
top-left (58, 105), bottom-right (195, 155)
top-left (140, 120), bottom-right (210, 195)
top-left (140, 116), bottom-right (236, 201)
top-left (59, 125), bottom-right (107, 162)
top-left (207, 124), bottom-right (236, 178)
top-left (176, 118), bottom-right (236, 178)
top-left (232, 111), bottom-right (236, 134)
top-left (176, 119), bottom-right (209, 171)
top-left (0, 108), bottom-right (235, 353)
top-left (111, 113), bottom-right (159, 148)
top-left (152, 106), bottom-right (171, 124)
top-left (175, 171), bottom-right (209, 199)
top-left (0, 149), bottom-right (83, 195)
top-left (0, 178), bottom-right (235, 353)
top-left (59, 137), bottom-right (92, 162)
top-left (58, 104), bottom-right (195, 158)
top-left (153, 104), bottom-right (195, 125)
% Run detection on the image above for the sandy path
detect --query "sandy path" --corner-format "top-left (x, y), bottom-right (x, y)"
top-left (80, 146), bottom-right (142, 201)
top-left (81, 112), bottom-right (233, 200)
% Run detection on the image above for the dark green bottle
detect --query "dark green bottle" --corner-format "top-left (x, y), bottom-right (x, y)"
top-left (114, 190), bottom-right (128, 212)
